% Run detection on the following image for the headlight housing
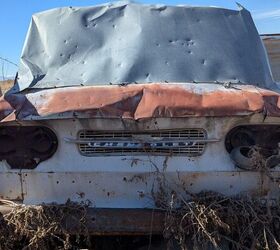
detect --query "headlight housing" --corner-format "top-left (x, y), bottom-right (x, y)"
top-left (0, 126), bottom-right (58, 169)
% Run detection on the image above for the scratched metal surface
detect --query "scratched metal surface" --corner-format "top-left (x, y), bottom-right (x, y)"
top-left (1, 117), bottom-right (280, 206)
top-left (15, 2), bottom-right (275, 91)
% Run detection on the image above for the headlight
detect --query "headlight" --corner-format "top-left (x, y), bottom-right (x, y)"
top-left (225, 125), bottom-right (280, 170)
top-left (0, 126), bottom-right (58, 169)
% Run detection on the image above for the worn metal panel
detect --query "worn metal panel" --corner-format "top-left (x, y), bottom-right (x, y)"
top-left (0, 116), bottom-right (279, 207)
top-left (1, 83), bottom-right (280, 122)
top-left (15, 2), bottom-right (274, 91)
top-left (20, 171), bottom-right (277, 208)
top-left (0, 117), bottom-right (273, 207)
top-left (0, 172), bottom-right (22, 200)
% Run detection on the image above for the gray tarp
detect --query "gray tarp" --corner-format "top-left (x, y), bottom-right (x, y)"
top-left (16, 1), bottom-right (275, 91)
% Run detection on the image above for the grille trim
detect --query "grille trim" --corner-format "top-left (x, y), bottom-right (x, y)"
top-left (76, 129), bottom-right (208, 157)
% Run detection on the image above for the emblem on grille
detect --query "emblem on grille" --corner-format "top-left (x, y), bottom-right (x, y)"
top-left (65, 129), bottom-right (219, 156)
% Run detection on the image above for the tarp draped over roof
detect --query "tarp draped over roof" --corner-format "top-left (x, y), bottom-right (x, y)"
top-left (15, 2), bottom-right (275, 91)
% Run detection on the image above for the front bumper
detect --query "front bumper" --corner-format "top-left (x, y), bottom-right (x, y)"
top-left (0, 205), bottom-right (164, 235)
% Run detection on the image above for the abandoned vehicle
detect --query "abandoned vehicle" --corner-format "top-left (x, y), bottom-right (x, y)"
top-left (0, 2), bottom-right (280, 248)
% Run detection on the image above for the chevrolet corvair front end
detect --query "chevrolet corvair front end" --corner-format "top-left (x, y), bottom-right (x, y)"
top-left (0, 2), bottom-right (280, 237)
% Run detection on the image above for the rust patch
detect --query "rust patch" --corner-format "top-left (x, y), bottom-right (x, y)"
top-left (0, 98), bottom-right (15, 122)
top-left (123, 174), bottom-right (148, 185)
top-left (0, 83), bottom-right (280, 122)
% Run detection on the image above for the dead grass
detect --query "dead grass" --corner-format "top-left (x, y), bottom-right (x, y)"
top-left (164, 192), bottom-right (280, 249)
top-left (0, 80), bottom-right (13, 96)
top-left (0, 181), bottom-right (280, 249)
top-left (0, 200), bottom-right (89, 250)
top-left (151, 171), bottom-right (280, 250)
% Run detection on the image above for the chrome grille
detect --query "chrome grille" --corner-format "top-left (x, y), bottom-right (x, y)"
top-left (78, 129), bottom-right (207, 156)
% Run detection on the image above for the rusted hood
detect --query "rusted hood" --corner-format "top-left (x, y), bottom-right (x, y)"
top-left (0, 83), bottom-right (280, 122)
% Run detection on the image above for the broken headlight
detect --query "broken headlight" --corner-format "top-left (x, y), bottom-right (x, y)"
top-left (0, 126), bottom-right (58, 169)
top-left (225, 125), bottom-right (280, 170)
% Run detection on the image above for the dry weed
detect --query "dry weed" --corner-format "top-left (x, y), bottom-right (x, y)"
top-left (153, 182), bottom-right (280, 250)
top-left (0, 199), bottom-right (89, 250)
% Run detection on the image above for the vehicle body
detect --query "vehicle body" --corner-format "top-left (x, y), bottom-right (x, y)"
top-left (0, 2), bottom-right (280, 234)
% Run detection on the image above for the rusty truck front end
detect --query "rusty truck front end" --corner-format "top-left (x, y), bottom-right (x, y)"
top-left (0, 2), bottom-right (280, 248)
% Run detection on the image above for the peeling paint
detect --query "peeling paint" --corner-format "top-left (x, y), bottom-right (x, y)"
top-left (1, 83), bottom-right (280, 122)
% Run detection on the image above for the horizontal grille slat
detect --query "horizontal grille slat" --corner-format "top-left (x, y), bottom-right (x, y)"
top-left (78, 129), bottom-right (207, 156)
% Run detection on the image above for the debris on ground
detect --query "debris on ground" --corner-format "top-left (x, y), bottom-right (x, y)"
top-left (0, 199), bottom-right (89, 250)
top-left (153, 180), bottom-right (280, 250)
top-left (1, 175), bottom-right (280, 249)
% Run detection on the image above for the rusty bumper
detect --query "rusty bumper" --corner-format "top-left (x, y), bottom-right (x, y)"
top-left (0, 206), bottom-right (165, 235)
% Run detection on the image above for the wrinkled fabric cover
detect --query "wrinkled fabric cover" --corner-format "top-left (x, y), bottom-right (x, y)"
top-left (15, 2), bottom-right (275, 91)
